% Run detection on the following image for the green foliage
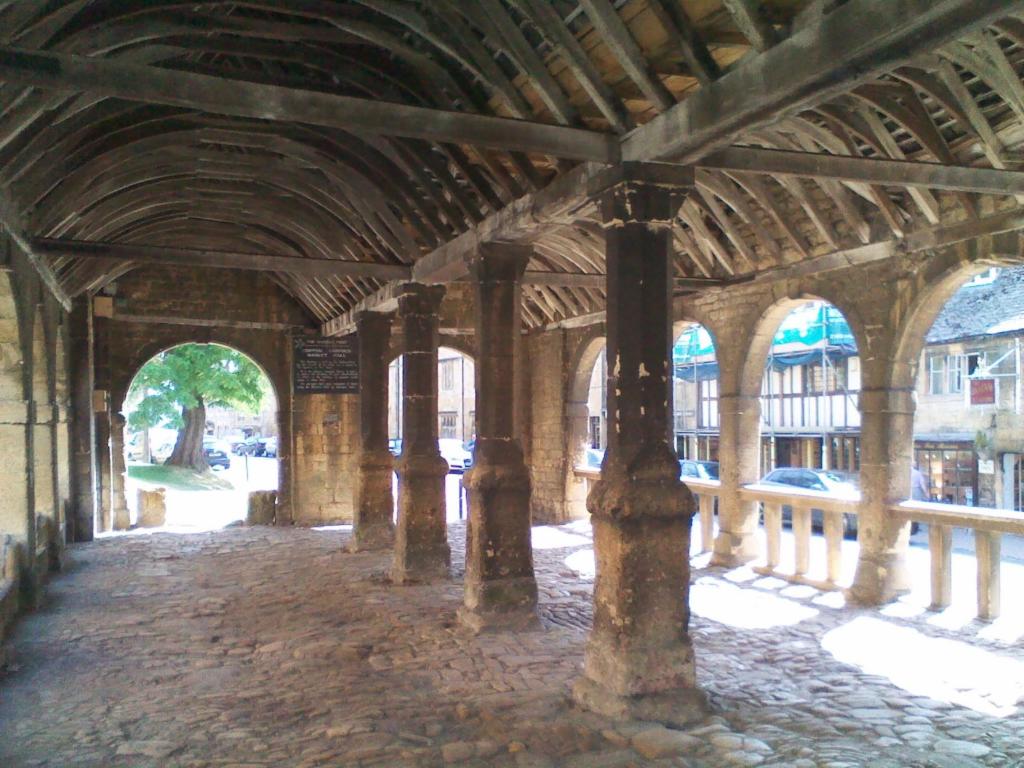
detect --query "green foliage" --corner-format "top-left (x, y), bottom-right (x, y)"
top-left (127, 344), bottom-right (266, 432)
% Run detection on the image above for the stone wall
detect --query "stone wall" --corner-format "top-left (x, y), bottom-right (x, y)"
top-left (99, 265), bottom-right (315, 524)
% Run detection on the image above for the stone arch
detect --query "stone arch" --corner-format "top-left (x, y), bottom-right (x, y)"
top-left (890, 261), bottom-right (994, 393)
top-left (53, 324), bottom-right (73, 526)
top-left (386, 341), bottom-right (477, 445)
top-left (119, 341), bottom-right (283, 526)
top-left (563, 326), bottom-right (607, 519)
top-left (670, 318), bottom-right (720, 461)
top-left (31, 306), bottom-right (57, 528)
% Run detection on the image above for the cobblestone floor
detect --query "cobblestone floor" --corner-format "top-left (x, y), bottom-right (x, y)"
top-left (1, 521), bottom-right (1023, 768)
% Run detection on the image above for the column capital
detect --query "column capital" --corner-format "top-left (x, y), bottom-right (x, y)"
top-left (596, 164), bottom-right (694, 227)
top-left (396, 283), bottom-right (445, 316)
top-left (468, 241), bottom-right (532, 284)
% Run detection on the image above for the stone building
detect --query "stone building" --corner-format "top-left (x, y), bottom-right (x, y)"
top-left (389, 347), bottom-right (476, 444)
top-left (3, 1), bottom-right (1024, 764)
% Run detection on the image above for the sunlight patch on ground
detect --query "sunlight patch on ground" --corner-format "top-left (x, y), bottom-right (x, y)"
top-left (691, 576), bottom-right (819, 629)
top-left (531, 526), bottom-right (591, 550)
top-left (821, 616), bottom-right (1024, 716)
top-left (564, 549), bottom-right (596, 580)
top-left (312, 525), bottom-right (352, 532)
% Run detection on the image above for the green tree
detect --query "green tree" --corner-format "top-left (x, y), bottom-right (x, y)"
top-left (127, 344), bottom-right (265, 471)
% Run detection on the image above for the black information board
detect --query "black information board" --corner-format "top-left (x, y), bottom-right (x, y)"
top-left (293, 336), bottom-right (359, 394)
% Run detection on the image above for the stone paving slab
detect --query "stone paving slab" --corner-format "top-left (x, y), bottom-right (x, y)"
top-left (0, 522), bottom-right (1022, 767)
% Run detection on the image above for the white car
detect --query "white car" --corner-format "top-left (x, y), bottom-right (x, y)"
top-left (438, 438), bottom-right (472, 473)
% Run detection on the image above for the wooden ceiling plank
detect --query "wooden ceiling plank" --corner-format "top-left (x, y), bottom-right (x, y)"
top-left (577, 0), bottom-right (676, 112)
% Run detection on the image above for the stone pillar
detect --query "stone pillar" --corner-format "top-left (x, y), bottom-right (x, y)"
top-left (711, 393), bottom-right (762, 566)
top-left (351, 311), bottom-right (395, 551)
top-left (93, 307), bottom-right (112, 533)
top-left (391, 284), bottom-right (450, 584)
top-left (459, 243), bottom-right (538, 632)
top-left (573, 172), bottom-right (705, 725)
top-left (110, 412), bottom-right (130, 530)
top-left (848, 387), bottom-right (914, 604)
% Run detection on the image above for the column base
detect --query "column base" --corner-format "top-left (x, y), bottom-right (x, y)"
top-left (458, 576), bottom-right (540, 634)
top-left (710, 529), bottom-right (759, 567)
top-left (572, 677), bottom-right (707, 728)
top-left (389, 553), bottom-right (450, 585)
top-left (847, 549), bottom-right (911, 605)
top-left (349, 522), bottom-right (394, 553)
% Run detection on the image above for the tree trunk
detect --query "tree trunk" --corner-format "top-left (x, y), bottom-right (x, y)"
top-left (167, 399), bottom-right (208, 471)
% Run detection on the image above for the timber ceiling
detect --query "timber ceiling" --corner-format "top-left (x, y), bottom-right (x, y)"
top-left (1, 1), bottom-right (1024, 329)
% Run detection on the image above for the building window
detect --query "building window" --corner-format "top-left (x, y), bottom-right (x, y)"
top-left (440, 360), bottom-right (455, 391)
top-left (947, 354), bottom-right (964, 394)
top-left (439, 411), bottom-right (457, 439)
top-left (589, 416), bottom-right (601, 449)
top-left (928, 354), bottom-right (946, 394)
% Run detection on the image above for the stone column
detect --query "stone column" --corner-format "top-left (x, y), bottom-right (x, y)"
top-left (93, 306), bottom-right (112, 533)
top-left (459, 243), bottom-right (538, 632)
top-left (391, 284), bottom-right (450, 583)
top-left (68, 299), bottom-right (96, 541)
top-left (711, 393), bottom-right (762, 566)
top-left (110, 412), bottom-right (131, 530)
top-left (573, 172), bottom-right (706, 726)
top-left (351, 311), bottom-right (395, 551)
top-left (848, 387), bottom-right (914, 604)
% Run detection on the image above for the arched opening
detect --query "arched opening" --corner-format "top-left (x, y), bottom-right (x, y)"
top-left (673, 322), bottom-right (719, 474)
top-left (387, 345), bottom-right (476, 521)
top-left (54, 327), bottom-right (72, 527)
top-left (31, 308), bottom-right (57, 532)
top-left (121, 342), bottom-right (279, 531)
top-left (756, 301), bottom-right (861, 478)
top-left (902, 266), bottom-right (1024, 511)
top-left (564, 334), bottom-right (606, 520)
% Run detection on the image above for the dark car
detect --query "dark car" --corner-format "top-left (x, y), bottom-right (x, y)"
top-left (679, 459), bottom-right (719, 481)
top-left (233, 437), bottom-right (262, 456)
top-left (203, 440), bottom-right (231, 470)
top-left (760, 467), bottom-right (858, 538)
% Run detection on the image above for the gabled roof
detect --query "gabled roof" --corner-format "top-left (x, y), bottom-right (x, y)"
top-left (927, 267), bottom-right (1024, 344)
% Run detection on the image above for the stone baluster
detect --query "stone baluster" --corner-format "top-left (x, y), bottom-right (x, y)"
top-left (976, 530), bottom-right (1001, 620)
top-left (572, 169), bottom-right (706, 726)
top-left (929, 523), bottom-right (952, 610)
top-left (712, 393), bottom-right (762, 566)
top-left (459, 243), bottom-right (538, 632)
top-left (351, 311), bottom-right (395, 552)
top-left (391, 284), bottom-right (450, 583)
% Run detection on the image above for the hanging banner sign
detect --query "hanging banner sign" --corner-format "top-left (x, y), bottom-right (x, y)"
top-left (970, 378), bottom-right (996, 405)
top-left (293, 336), bottom-right (359, 394)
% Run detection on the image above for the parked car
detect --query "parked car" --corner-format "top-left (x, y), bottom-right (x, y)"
top-left (759, 467), bottom-right (859, 538)
top-left (679, 459), bottom-right (719, 481)
top-left (233, 436), bottom-right (262, 456)
top-left (439, 438), bottom-right (472, 473)
top-left (388, 438), bottom-right (402, 456)
top-left (203, 439), bottom-right (231, 470)
top-left (261, 436), bottom-right (278, 458)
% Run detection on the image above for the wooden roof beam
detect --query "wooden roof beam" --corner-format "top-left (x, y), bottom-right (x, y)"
top-left (698, 146), bottom-right (1024, 195)
top-left (32, 238), bottom-right (413, 282)
top-left (0, 46), bottom-right (618, 163)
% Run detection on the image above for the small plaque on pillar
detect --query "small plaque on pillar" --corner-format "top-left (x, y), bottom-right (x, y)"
top-left (293, 336), bottom-right (360, 394)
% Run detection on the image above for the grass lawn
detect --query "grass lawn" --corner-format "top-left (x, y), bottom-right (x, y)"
top-left (127, 464), bottom-right (234, 491)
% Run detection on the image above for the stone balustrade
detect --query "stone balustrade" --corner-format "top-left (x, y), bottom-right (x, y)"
top-left (575, 466), bottom-right (1024, 623)
top-left (891, 500), bottom-right (1024, 621)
